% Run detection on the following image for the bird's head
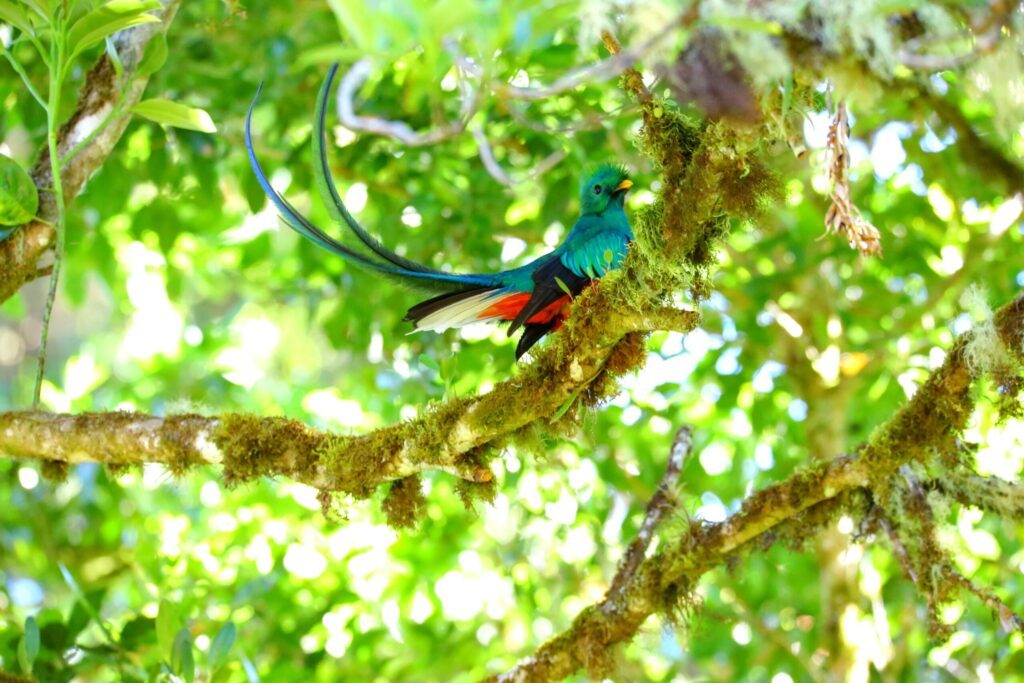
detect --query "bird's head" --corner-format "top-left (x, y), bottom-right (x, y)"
top-left (579, 164), bottom-right (632, 215)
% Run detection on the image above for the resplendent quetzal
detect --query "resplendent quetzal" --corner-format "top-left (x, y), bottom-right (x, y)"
top-left (245, 65), bottom-right (634, 360)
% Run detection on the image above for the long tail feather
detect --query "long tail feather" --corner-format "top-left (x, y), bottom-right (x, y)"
top-left (313, 65), bottom-right (449, 275)
top-left (245, 84), bottom-right (495, 292)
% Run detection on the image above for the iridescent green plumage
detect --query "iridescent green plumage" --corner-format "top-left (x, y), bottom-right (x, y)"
top-left (246, 65), bottom-right (634, 359)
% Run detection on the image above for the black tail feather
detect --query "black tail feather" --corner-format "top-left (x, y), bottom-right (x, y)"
top-left (404, 286), bottom-right (497, 324)
top-left (515, 321), bottom-right (557, 360)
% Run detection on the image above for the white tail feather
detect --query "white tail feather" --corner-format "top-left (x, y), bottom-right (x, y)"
top-left (414, 290), bottom-right (507, 332)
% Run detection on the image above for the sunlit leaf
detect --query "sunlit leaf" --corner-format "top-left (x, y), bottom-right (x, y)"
top-left (131, 98), bottom-right (217, 133)
top-left (17, 616), bottom-right (39, 673)
top-left (171, 627), bottom-right (195, 683)
top-left (67, 0), bottom-right (162, 59)
top-left (156, 600), bottom-right (179, 663)
top-left (136, 28), bottom-right (167, 76)
top-left (208, 622), bottom-right (236, 671)
top-left (0, 153), bottom-right (38, 225)
top-left (0, 0), bottom-right (33, 34)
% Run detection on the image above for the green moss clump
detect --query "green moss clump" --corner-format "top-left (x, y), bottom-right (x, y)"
top-left (405, 396), bottom-right (474, 464)
top-left (212, 413), bottom-right (321, 488)
top-left (104, 462), bottom-right (134, 478)
top-left (454, 477), bottom-right (497, 511)
top-left (638, 105), bottom-right (703, 174)
top-left (995, 374), bottom-right (1024, 423)
top-left (40, 459), bottom-right (69, 483)
top-left (381, 475), bottom-right (426, 529)
top-left (317, 426), bottom-right (405, 499)
top-left (161, 414), bottom-right (209, 477)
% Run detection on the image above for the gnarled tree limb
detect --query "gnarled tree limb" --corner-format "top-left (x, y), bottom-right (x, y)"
top-left (487, 292), bottom-right (1024, 682)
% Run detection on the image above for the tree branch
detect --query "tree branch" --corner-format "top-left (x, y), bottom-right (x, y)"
top-left (332, 19), bottom-right (681, 148)
top-left (487, 291), bottom-right (1024, 682)
top-left (898, 0), bottom-right (1016, 70)
top-left (335, 57), bottom-right (478, 146)
top-left (923, 468), bottom-right (1024, 520)
top-left (489, 454), bottom-right (870, 683)
top-left (0, 0), bottom-right (183, 305)
top-left (0, 290), bottom-right (700, 495)
top-left (608, 425), bottom-right (692, 598)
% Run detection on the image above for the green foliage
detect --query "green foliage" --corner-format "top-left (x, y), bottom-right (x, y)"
top-left (1, 0), bottom-right (1023, 681)
top-left (66, 0), bottom-right (161, 60)
top-left (0, 153), bottom-right (37, 226)
top-left (131, 98), bottom-right (218, 133)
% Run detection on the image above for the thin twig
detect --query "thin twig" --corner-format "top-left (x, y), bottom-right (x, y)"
top-left (941, 566), bottom-right (1024, 634)
top-left (1, 41), bottom-right (47, 109)
top-left (504, 23), bottom-right (674, 102)
top-left (335, 58), bottom-right (477, 146)
top-left (598, 29), bottom-right (653, 104)
top-left (875, 510), bottom-right (919, 585)
top-left (34, 18), bottom-right (68, 408)
top-left (470, 122), bottom-right (566, 186)
top-left (609, 425), bottom-right (693, 596)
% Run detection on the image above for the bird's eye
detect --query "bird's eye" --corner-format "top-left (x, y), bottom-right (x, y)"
top-left (593, 185), bottom-right (602, 195)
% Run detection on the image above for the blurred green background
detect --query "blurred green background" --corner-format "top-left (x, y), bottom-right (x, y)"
top-left (1, 0), bottom-right (1023, 681)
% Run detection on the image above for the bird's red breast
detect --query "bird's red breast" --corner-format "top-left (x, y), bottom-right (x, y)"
top-left (480, 292), bottom-right (572, 326)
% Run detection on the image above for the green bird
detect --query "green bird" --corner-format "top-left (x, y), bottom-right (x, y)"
top-left (246, 65), bottom-right (634, 360)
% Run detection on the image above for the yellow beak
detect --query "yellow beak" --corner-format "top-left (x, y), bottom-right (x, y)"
top-left (614, 179), bottom-right (633, 193)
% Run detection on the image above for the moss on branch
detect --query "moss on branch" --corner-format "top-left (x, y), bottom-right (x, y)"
top-left (491, 292), bottom-right (1024, 682)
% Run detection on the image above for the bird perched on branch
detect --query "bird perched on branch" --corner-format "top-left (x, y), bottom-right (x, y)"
top-left (245, 65), bottom-right (634, 360)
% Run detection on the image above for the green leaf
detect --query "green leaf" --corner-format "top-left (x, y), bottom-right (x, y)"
top-left (118, 616), bottom-right (156, 649)
top-left (136, 28), bottom-right (167, 76)
top-left (551, 385), bottom-right (585, 422)
top-left (131, 98), bottom-right (217, 133)
top-left (240, 651), bottom-right (260, 683)
top-left (554, 276), bottom-right (572, 297)
top-left (418, 354), bottom-right (440, 373)
top-left (67, 0), bottom-right (162, 60)
top-left (326, 0), bottom-right (372, 50)
top-left (208, 622), bottom-right (236, 671)
top-left (105, 35), bottom-right (125, 80)
top-left (156, 599), bottom-right (179, 662)
top-left (297, 43), bottom-right (367, 67)
top-left (23, 616), bottom-right (39, 662)
top-left (0, 153), bottom-right (39, 225)
top-left (17, 616), bottom-right (39, 673)
top-left (171, 627), bottom-right (195, 683)
top-left (18, 0), bottom-right (51, 21)
top-left (0, 1), bottom-right (34, 34)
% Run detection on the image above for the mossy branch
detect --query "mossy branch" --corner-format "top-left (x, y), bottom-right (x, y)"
top-left (489, 454), bottom-right (871, 682)
top-left (0, 291), bottom-right (699, 497)
top-left (0, 0), bottom-right (183, 305)
top-left (489, 292), bottom-right (1024, 682)
top-left (923, 469), bottom-right (1024, 520)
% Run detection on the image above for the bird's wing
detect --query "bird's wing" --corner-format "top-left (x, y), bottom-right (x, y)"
top-left (560, 228), bottom-right (631, 279)
top-left (508, 228), bottom-right (630, 336)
